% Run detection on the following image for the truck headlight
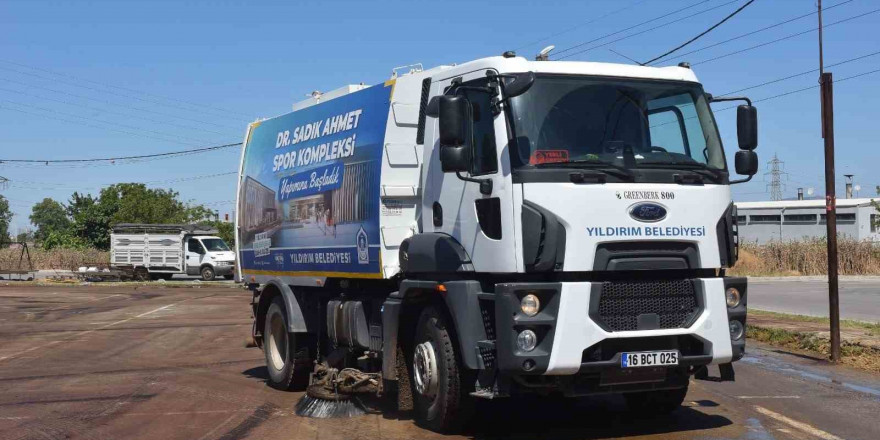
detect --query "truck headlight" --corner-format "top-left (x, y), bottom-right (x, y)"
top-left (520, 294), bottom-right (540, 317)
top-left (516, 329), bottom-right (537, 352)
top-left (725, 287), bottom-right (741, 308)
top-left (729, 320), bottom-right (744, 340)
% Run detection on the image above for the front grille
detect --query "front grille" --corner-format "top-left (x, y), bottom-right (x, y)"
top-left (479, 299), bottom-right (495, 340)
top-left (595, 279), bottom-right (699, 332)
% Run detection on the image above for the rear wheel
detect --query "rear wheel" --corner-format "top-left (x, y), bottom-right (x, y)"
top-left (200, 266), bottom-right (215, 281)
top-left (263, 296), bottom-right (310, 391)
top-left (624, 384), bottom-right (689, 415)
top-left (133, 268), bottom-right (149, 282)
top-left (410, 306), bottom-right (469, 433)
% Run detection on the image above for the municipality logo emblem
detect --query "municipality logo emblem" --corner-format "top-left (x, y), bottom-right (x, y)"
top-left (356, 227), bottom-right (369, 264)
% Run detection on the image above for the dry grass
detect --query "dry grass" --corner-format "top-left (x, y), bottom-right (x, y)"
top-left (0, 246), bottom-right (109, 271)
top-left (730, 238), bottom-right (880, 276)
top-left (748, 326), bottom-right (880, 373)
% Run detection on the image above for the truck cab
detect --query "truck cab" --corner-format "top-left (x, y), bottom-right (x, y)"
top-left (185, 235), bottom-right (236, 280)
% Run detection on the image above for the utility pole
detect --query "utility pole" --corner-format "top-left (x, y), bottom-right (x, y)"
top-left (819, 0), bottom-right (841, 363)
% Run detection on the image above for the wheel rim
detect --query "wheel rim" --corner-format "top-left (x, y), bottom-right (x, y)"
top-left (202, 269), bottom-right (213, 280)
top-left (267, 312), bottom-right (287, 371)
top-left (413, 341), bottom-right (439, 400)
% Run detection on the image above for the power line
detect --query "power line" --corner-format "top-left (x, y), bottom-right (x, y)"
top-left (555, 0), bottom-right (744, 61)
top-left (0, 64), bottom-right (250, 122)
top-left (0, 104), bottom-right (213, 148)
top-left (514, 0), bottom-right (652, 51)
top-left (0, 99), bottom-right (222, 145)
top-left (0, 142), bottom-right (241, 164)
top-left (641, 0), bottom-right (756, 65)
top-left (0, 85), bottom-right (232, 137)
top-left (8, 171), bottom-right (238, 191)
top-left (0, 59), bottom-right (253, 118)
top-left (716, 49), bottom-right (880, 97)
top-left (692, 7), bottom-right (880, 65)
top-left (552, 0), bottom-right (715, 58)
top-left (647, 0), bottom-right (855, 65)
top-left (0, 76), bottom-right (236, 129)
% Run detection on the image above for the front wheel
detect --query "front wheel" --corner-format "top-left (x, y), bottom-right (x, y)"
top-left (200, 266), bottom-right (215, 281)
top-left (410, 306), bottom-right (470, 433)
top-left (263, 296), bottom-right (309, 390)
top-left (624, 384), bottom-right (689, 415)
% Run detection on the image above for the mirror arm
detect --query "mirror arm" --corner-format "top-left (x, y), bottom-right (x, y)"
top-left (730, 174), bottom-right (754, 184)
top-left (709, 95), bottom-right (752, 106)
top-left (455, 172), bottom-right (493, 195)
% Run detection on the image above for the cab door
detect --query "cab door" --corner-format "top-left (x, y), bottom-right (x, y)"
top-left (185, 238), bottom-right (206, 275)
top-left (423, 70), bottom-right (518, 272)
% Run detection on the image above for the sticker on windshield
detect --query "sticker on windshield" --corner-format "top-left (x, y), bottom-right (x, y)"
top-left (529, 150), bottom-right (569, 165)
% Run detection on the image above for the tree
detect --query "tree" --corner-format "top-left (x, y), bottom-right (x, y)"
top-left (61, 184), bottom-right (217, 250)
top-left (100, 183), bottom-right (213, 225)
top-left (41, 230), bottom-right (89, 250)
top-left (67, 192), bottom-right (112, 250)
top-left (15, 231), bottom-right (34, 243)
top-left (200, 220), bottom-right (235, 249)
top-left (30, 198), bottom-right (70, 242)
top-left (0, 195), bottom-right (11, 243)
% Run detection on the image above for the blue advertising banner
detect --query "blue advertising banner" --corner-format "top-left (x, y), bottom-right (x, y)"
top-left (237, 82), bottom-right (393, 278)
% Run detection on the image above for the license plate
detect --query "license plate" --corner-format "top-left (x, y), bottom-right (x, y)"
top-left (621, 350), bottom-right (679, 368)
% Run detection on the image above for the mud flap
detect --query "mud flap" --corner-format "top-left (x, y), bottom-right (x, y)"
top-left (694, 363), bottom-right (735, 382)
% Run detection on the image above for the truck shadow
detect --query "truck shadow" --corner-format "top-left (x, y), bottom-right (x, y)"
top-left (460, 396), bottom-right (732, 439)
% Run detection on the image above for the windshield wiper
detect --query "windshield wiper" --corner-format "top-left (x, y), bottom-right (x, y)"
top-left (534, 159), bottom-right (635, 180)
top-left (637, 161), bottom-right (724, 180)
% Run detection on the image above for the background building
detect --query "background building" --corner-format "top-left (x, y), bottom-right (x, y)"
top-left (735, 198), bottom-right (879, 244)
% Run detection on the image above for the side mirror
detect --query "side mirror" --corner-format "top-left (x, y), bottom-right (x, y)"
top-left (734, 150), bottom-right (758, 176)
top-left (439, 145), bottom-right (471, 173)
top-left (438, 95), bottom-right (467, 147)
top-left (737, 105), bottom-right (758, 150)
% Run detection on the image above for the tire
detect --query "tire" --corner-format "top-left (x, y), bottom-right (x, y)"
top-left (410, 306), bottom-right (470, 433)
top-left (223, 274), bottom-right (234, 280)
top-left (263, 296), bottom-right (310, 391)
top-left (624, 384), bottom-right (689, 415)
top-left (134, 268), bottom-right (149, 282)
top-left (200, 266), bottom-right (215, 281)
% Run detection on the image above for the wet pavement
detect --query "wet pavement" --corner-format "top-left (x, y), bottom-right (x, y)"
top-left (0, 284), bottom-right (878, 440)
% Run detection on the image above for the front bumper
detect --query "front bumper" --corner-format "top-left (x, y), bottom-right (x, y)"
top-left (212, 264), bottom-right (235, 276)
top-left (494, 277), bottom-right (747, 376)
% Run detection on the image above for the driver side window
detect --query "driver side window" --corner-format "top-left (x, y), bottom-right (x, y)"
top-left (461, 79), bottom-right (498, 175)
top-left (188, 239), bottom-right (204, 254)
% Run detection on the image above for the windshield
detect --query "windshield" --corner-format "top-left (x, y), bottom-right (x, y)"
top-left (201, 238), bottom-right (230, 252)
top-left (507, 75), bottom-right (725, 172)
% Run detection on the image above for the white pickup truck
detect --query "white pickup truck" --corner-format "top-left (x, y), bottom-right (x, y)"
top-left (111, 223), bottom-right (236, 281)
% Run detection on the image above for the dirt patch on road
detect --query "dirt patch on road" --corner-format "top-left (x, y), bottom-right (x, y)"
top-left (748, 310), bottom-right (880, 373)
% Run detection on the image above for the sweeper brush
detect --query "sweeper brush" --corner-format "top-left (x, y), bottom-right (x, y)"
top-left (294, 366), bottom-right (381, 419)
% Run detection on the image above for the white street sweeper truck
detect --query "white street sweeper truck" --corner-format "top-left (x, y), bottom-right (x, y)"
top-left (236, 51), bottom-right (759, 432)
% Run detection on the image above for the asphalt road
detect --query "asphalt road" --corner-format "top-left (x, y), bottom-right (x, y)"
top-left (749, 278), bottom-right (880, 322)
top-left (1, 284), bottom-right (879, 440)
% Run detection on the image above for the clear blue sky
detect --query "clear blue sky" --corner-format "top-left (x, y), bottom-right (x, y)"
top-left (1, 0), bottom-right (878, 233)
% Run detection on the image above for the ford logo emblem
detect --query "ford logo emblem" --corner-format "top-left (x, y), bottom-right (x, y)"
top-left (629, 202), bottom-right (667, 223)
